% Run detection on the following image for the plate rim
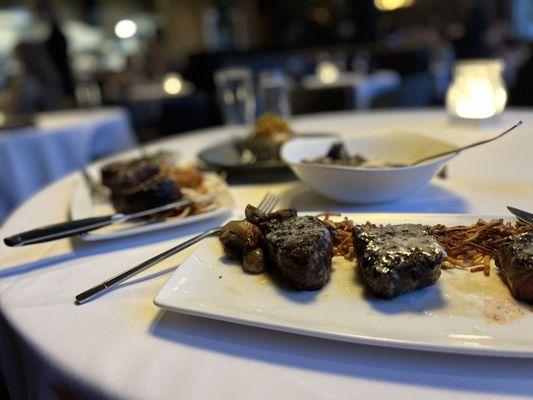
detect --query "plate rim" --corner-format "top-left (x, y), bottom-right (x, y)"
top-left (197, 140), bottom-right (287, 170)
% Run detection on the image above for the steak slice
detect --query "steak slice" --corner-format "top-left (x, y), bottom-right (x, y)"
top-left (111, 175), bottom-right (182, 214)
top-left (354, 224), bottom-right (444, 299)
top-left (101, 154), bottom-right (167, 192)
top-left (496, 231), bottom-right (533, 303)
top-left (261, 215), bottom-right (333, 290)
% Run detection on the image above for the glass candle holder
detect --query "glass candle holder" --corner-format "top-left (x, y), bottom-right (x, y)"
top-left (446, 59), bottom-right (507, 120)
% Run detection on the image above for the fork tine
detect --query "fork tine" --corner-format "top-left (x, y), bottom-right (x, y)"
top-left (256, 194), bottom-right (268, 211)
top-left (262, 193), bottom-right (275, 213)
top-left (262, 193), bottom-right (279, 214)
top-left (270, 193), bottom-right (279, 209)
top-left (265, 199), bottom-right (278, 214)
top-left (266, 195), bottom-right (278, 213)
top-left (258, 193), bottom-right (271, 213)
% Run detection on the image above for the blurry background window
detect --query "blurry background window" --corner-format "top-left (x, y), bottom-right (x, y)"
top-left (0, 0), bottom-right (530, 136)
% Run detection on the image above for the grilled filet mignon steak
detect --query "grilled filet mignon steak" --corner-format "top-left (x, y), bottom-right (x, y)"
top-left (354, 224), bottom-right (444, 299)
top-left (110, 175), bottom-right (182, 214)
top-left (259, 213), bottom-right (333, 290)
top-left (101, 154), bottom-right (183, 214)
top-left (220, 206), bottom-right (333, 286)
top-left (496, 231), bottom-right (533, 303)
top-left (101, 154), bottom-right (166, 192)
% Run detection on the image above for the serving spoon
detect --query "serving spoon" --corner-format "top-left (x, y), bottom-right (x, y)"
top-left (411, 120), bottom-right (523, 166)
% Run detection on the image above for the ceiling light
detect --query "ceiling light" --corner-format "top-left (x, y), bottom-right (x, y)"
top-left (374, 0), bottom-right (415, 12)
top-left (114, 19), bottom-right (137, 39)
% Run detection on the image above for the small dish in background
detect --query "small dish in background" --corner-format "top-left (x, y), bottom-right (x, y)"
top-left (198, 132), bottom-right (338, 177)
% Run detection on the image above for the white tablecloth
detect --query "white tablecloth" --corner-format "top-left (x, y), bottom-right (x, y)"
top-left (0, 108), bottom-right (137, 222)
top-left (1, 110), bottom-right (533, 400)
top-left (301, 71), bottom-right (401, 109)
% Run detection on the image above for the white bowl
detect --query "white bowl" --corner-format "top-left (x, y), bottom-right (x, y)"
top-left (281, 133), bottom-right (458, 204)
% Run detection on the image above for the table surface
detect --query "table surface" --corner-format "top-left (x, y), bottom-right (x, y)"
top-left (33, 108), bottom-right (129, 131)
top-left (1, 109), bottom-right (533, 399)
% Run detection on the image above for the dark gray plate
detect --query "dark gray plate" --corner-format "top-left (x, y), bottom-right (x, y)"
top-left (198, 132), bottom-right (337, 175)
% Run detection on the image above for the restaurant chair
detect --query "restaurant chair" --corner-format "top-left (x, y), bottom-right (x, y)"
top-left (290, 86), bottom-right (355, 115)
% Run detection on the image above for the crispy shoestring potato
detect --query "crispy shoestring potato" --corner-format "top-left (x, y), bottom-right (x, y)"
top-left (318, 213), bottom-right (531, 276)
top-left (430, 219), bottom-right (530, 275)
top-left (145, 164), bottom-right (223, 221)
top-left (253, 114), bottom-right (292, 136)
top-left (316, 212), bottom-right (365, 261)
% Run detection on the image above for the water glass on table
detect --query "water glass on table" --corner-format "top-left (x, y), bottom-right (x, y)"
top-left (258, 70), bottom-right (292, 118)
top-left (214, 67), bottom-right (256, 126)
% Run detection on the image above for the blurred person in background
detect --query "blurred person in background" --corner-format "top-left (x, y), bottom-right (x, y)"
top-left (36, 0), bottom-right (75, 103)
top-left (101, 56), bottom-right (145, 103)
top-left (484, 19), bottom-right (531, 91)
top-left (8, 42), bottom-right (63, 112)
top-left (452, 0), bottom-right (490, 59)
top-left (145, 30), bottom-right (175, 80)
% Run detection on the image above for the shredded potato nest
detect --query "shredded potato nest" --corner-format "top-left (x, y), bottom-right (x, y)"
top-left (159, 163), bottom-right (204, 189)
top-left (148, 163), bottom-right (224, 220)
top-left (431, 219), bottom-right (530, 275)
top-left (253, 114), bottom-right (292, 136)
top-left (318, 213), bottom-right (531, 276)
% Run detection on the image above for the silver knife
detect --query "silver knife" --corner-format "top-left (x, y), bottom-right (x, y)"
top-left (3, 195), bottom-right (214, 247)
top-left (507, 206), bottom-right (533, 225)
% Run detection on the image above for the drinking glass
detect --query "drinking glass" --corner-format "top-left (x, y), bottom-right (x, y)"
top-left (257, 70), bottom-right (292, 118)
top-left (214, 67), bottom-right (256, 125)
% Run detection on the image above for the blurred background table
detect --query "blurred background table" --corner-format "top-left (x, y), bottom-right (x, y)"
top-left (1, 109), bottom-right (532, 400)
top-left (300, 70), bottom-right (401, 109)
top-left (0, 108), bottom-right (136, 222)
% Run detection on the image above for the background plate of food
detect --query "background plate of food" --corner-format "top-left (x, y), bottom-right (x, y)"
top-left (70, 152), bottom-right (234, 241)
top-left (155, 210), bottom-right (533, 358)
top-left (198, 114), bottom-right (336, 176)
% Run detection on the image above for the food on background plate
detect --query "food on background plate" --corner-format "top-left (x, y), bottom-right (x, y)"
top-left (110, 176), bottom-right (182, 215)
top-left (101, 153), bottom-right (171, 190)
top-left (496, 231), bottom-right (533, 302)
top-left (220, 205), bottom-right (333, 289)
top-left (100, 153), bottom-right (215, 218)
top-left (303, 141), bottom-right (406, 168)
top-left (353, 224), bottom-right (444, 299)
top-left (240, 114), bottom-right (294, 162)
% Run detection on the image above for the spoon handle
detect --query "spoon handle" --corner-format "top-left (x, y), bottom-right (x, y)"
top-left (412, 120), bottom-right (523, 165)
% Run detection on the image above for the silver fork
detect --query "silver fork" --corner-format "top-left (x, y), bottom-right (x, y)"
top-left (75, 193), bottom-right (279, 304)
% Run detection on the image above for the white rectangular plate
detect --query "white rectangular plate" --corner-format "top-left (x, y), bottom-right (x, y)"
top-left (154, 213), bottom-right (533, 358)
top-left (70, 170), bottom-right (234, 241)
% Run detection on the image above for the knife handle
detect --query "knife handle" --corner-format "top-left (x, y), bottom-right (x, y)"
top-left (3, 215), bottom-right (122, 247)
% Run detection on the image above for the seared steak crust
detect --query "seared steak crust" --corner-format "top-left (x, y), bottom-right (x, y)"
top-left (262, 216), bottom-right (333, 290)
top-left (110, 175), bottom-right (182, 214)
top-left (101, 155), bottom-right (165, 192)
top-left (496, 231), bottom-right (533, 303)
top-left (354, 224), bottom-right (444, 299)
top-left (101, 154), bottom-right (182, 214)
